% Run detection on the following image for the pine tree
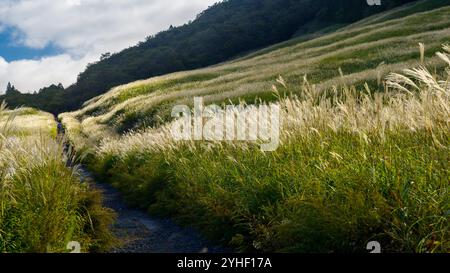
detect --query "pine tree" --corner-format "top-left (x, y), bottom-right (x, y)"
top-left (6, 82), bottom-right (13, 92)
top-left (5, 82), bottom-right (19, 94)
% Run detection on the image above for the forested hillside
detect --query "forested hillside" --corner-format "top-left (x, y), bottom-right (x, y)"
top-left (1, 0), bottom-right (419, 113)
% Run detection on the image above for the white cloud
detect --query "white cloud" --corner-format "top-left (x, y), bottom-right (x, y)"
top-left (0, 0), bottom-right (217, 93)
top-left (0, 54), bottom-right (94, 93)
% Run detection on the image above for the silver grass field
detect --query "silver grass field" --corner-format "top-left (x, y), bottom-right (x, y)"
top-left (0, 105), bottom-right (115, 252)
top-left (2, 2), bottom-right (448, 253)
top-left (62, 44), bottom-right (449, 252)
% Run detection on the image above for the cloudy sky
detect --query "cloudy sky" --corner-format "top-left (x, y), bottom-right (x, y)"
top-left (0, 0), bottom-right (217, 93)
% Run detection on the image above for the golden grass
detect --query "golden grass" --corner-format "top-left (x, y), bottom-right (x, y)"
top-left (60, 5), bottom-right (450, 148)
top-left (95, 45), bottom-right (450, 159)
top-left (0, 107), bottom-right (56, 137)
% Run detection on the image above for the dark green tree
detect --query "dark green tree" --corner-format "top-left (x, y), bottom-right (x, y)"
top-left (5, 82), bottom-right (20, 95)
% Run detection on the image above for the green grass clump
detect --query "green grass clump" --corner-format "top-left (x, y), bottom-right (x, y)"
top-left (91, 128), bottom-right (449, 253)
top-left (0, 105), bottom-right (116, 253)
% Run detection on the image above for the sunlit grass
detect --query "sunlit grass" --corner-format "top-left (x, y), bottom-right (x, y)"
top-left (0, 107), bottom-right (57, 138)
top-left (59, 3), bottom-right (450, 253)
top-left (0, 104), bottom-right (115, 253)
top-left (60, 5), bottom-right (450, 143)
top-left (75, 45), bottom-right (450, 253)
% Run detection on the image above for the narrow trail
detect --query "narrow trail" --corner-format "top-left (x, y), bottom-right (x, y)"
top-left (58, 121), bottom-right (224, 253)
top-left (79, 168), bottom-right (225, 253)
top-left (82, 169), bottom-right (223, 253)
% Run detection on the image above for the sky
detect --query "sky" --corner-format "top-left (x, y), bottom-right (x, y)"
top-left (0, 0), bottom-right (217, 94)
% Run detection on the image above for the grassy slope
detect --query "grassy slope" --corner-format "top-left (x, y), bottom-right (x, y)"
top-left (61, 1), bottom-right (450, 140)
top-left (0, 107), bottom-right (56, 137)
top-left (0, 107), bottom-right (115, 252)
top-left (60, 1), bottom-right (450, 253)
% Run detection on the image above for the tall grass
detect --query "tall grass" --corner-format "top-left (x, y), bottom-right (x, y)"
top-left (85, 46), bottom-right (450, 253)
top-left (59, 5), bottom-right (450, 144)
top-left (0, 106), bottom-right (115, 253)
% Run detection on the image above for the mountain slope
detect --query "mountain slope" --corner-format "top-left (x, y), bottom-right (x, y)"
top-left (1, 0), bottom-right (418, 113)
top-left (61, 2), bottom-right (450, 141)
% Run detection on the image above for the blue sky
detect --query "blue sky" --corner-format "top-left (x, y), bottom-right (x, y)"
top-left (0, 27), bottom-right (62, 62)
top-left (0, 0), bottom-right (217, 93)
